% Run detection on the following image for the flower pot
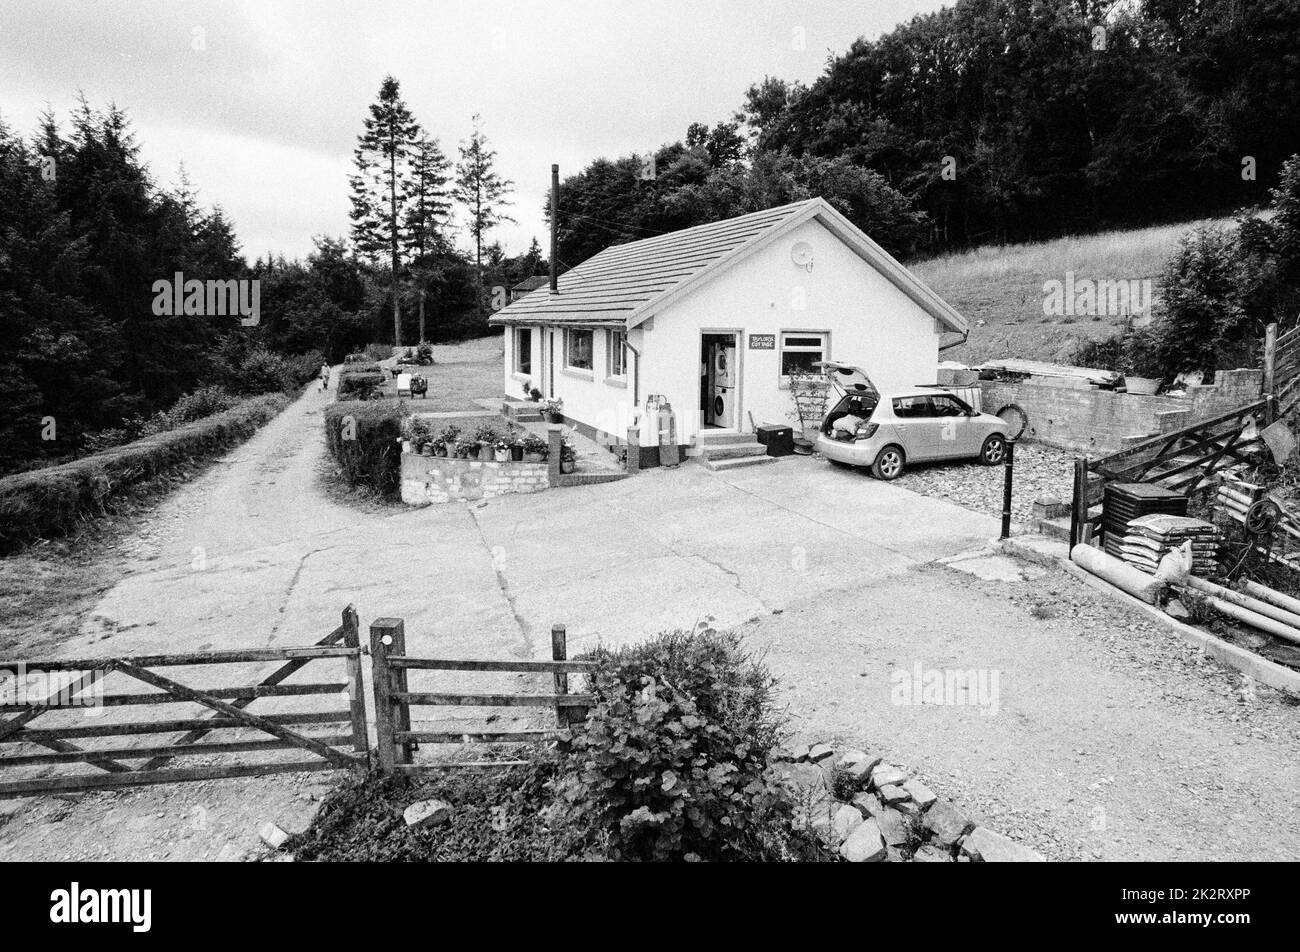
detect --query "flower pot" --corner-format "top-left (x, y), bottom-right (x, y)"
top-left (510, 445), bottom-right (525, 462)
top-left (434, 445), bottom-right (447, 458)
top-left (401, 440), bottom-right (413, 454)
top-left (524, 452), bottom-right (544, 463)
top-left (560, 459), bottom-right (576, 474)
top-left (1124, 376), bottom-right (1161, 395)
top-left (478, 440), bottom-right (493, 459)
top-left (548, 411), bottom-right (564, 424)
top-left (494, 448), bottom-right (509, 463)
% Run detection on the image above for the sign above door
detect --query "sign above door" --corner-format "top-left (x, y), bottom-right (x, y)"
top-left (748, 334), bottom-right (775, 350)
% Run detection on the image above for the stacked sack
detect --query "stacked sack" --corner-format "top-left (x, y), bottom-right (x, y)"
top-left (1116, 514), bottom-right (1220, 575)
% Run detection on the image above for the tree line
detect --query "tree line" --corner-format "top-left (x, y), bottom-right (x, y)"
top-left (551, 0), bottom-right (1300, 265)
top-left (0, 82), bottom-right (540, 474)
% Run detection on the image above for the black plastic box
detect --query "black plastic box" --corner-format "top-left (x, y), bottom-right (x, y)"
top-left (756, 424), bottom-right (794, 456)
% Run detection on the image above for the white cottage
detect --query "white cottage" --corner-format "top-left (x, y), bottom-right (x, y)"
top-left (488, 197), bottom-right (968, 467)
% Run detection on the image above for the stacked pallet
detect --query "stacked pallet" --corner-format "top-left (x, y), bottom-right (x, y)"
top-left (1116, 514), bottom-right (1221, 575)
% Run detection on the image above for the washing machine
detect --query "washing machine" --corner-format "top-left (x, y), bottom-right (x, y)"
top-left (712, 385), bottom-right (736, 428)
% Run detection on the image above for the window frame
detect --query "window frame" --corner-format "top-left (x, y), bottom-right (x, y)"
top-left (513, 327), bottom-right (533, 376)
top-left (606, 329), bottom-right (627, 380)
top-left (564, 327), bottom-right (594, 373)
top-left (779, 331), bottom-right (829, 384)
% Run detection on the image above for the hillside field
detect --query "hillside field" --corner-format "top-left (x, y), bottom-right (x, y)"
top-left (910, 218), bottom-right (1230, 366)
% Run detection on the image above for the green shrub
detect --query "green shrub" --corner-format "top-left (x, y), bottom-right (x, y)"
top-left (336, 371), bottom-right (384, 400)
top-left (549, 629), bottom-right (803, 861)
top-left (0, 394), bottom-right (290, 551)
top-left (323, 400), bottom-right (408, 495)
top-left (362, 343), bottom-right (394, 362)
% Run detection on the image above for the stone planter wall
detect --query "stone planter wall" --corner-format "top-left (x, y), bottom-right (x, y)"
top-left (400, 453), bottom-right (549, 505)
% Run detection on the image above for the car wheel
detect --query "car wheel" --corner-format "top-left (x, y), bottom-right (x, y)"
top-left (871, 445), bottom-right (905, 480)
top-left (980, 434), bottom-right (1007, 465)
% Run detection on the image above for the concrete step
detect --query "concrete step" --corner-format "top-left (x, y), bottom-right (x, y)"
top-left (1032, 516), bottom-right (1072, 543)
top-left (696, 431), bottom-right (756, 446)
top-left (706, 454), bottom-right (777, 472)
top-left (702, 443), bottom-right (768, 461)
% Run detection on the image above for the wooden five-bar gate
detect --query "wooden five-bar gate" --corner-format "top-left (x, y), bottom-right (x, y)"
top-left (0, 608), bottom-right (370, 799)
top-left (0, 607), bottom-right (593, 798)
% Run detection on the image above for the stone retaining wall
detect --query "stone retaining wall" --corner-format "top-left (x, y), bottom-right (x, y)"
top-left (979, 368), bottom-right (1262, 455)
top-left (400, 454), bottom-right (549, 505)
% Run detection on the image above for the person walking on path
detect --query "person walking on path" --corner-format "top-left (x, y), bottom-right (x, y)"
top-left (320, 363), bottom-right (330, 390)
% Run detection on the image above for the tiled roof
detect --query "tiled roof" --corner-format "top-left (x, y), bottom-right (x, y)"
top-left (489, 198), bottom-right (967, 333)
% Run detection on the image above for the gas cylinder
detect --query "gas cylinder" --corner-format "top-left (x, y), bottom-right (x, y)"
top-left (657, 401), bottom-right (679, 468)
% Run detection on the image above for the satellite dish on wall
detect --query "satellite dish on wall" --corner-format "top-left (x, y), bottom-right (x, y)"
top-left (791, 241), bottom-right (814, 270)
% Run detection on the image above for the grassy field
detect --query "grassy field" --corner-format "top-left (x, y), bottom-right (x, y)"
top-left (910, 217), bottom-right (1230, 365)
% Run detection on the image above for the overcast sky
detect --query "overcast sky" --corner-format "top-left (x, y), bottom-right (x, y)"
top-left (1, 0), bottom-right (947, 263)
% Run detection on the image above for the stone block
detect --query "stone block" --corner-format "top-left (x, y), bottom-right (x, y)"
top-left (839, 819), bottom-right (887, 862)
top-left (958, 827), bottom-right (1045, 862)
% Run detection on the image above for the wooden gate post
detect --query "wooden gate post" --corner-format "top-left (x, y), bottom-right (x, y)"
top-left (551, 624), bottom-right (569, 729)
top-left (341, 605), bottom-right (369, 769)
top-left (1070, 457), bottom-right (1087, 550)
top-left (369, 618), bottom-right (410, 773)
top-left (1264, 322), bottom-right (1278, 425)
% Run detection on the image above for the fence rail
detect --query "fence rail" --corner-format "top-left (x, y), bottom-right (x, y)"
top-left (369, 618), bottom-right (595, 773)
top-left (0, 607), bottom-right (369, 799)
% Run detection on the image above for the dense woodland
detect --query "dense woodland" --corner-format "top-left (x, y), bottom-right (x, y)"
top-left (2, 0), bottom-right (1299, 474)
top-left (552, 0), bottom-right (1300, 262)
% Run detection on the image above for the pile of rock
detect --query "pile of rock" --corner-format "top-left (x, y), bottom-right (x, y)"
top-left (778, 743), bottom-right (1045, 863)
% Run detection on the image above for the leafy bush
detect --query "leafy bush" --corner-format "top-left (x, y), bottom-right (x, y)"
top-left (323, 399), bottom-right (408, 495)
top-left (0, 394), bottom-right (290, 551)
top-left (336, 371), bottom-right (384, 400)
top-left (548, 628), bottom-right (805, 861)
top-left (361, 343), bottom-right (394, 362)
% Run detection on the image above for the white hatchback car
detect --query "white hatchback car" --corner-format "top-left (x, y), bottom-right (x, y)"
top-left (814, 363), bottom-right (1011, 480)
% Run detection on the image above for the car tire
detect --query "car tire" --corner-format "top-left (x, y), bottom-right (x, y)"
top-left (871, 445), bottom-right (905, 480)
top-left (979, 434), bottom-right (1007, 465)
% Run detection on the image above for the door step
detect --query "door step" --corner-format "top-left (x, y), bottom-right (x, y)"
top-left (706, 454), bottom-right (777, 472)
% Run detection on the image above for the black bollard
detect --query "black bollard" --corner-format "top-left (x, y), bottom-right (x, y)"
top-left (1000, 439), bottom-right (1015, 540)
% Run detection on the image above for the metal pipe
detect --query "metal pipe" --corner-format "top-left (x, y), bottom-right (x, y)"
top-left (1242, 579), bottom-right (1300, 618)
top-left (549, 164), bottom-right (559, 294)
top-left (1184, 575), bottom-right (1300, 630)
top-left (623, 336), bottom-right (641, 405)
top-left (1000, 439), bottom-right (1014, 540)
top-left (1200, 594), bottom-right (1300, 646)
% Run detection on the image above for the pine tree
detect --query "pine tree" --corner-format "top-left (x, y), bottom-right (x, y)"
top-left (403, 135), bottom-right (452, 342)
top-left (453, 115), bottom-right (514, 318)
top-left (349, 76), bottom-right (422, 346)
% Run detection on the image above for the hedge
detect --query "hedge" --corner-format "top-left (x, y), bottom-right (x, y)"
top-left (0, 393), bottom-right (291, 551)
top-left (336, 371), bottom-right (384, 400)
top-left (323, 400), bottom-right (408, 496)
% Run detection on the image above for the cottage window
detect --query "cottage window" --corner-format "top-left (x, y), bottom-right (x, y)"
top-left (780, 332), bottom-right (828, 378)
top-left (514, 327), bottom-right (532, 375)
top-left (564, 328), bottom-right (593, 371)
top-left (607, 329), bottom-right (627, 378)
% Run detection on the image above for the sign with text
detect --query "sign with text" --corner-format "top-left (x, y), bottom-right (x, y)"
top-left (748, 334), bottom-right (776, 350)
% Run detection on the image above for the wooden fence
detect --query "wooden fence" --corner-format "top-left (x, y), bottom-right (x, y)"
top-left (368, 618), bottom-right (594, 776)
top-left (1070, 400), bottom-right (1269, 548)
top-left (0, 607), bottom-right (369, 799)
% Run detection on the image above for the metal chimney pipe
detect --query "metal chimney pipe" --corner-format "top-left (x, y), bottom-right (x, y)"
top-left (550, 163), bottom-right (559, 294)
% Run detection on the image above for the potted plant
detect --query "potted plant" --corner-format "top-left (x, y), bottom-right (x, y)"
top-left (474, 421), bottom-right (499, 459)
top-left (540, 397), bottom-right (564, 423)
top-left (435, 424), bottom-right (459, 458)
top-left (560, 435), bottom-right (577, 474)
top-left (454, 437), bottom-right (476, 459)
top-left (509, 437), bottom-right (526, 461)
top-left (522, 433), bottom-right (548, 463)
top-left (529, 386), bottom-right (543, 401)
top-left (1121, 328), bottom-right (1163, 395)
